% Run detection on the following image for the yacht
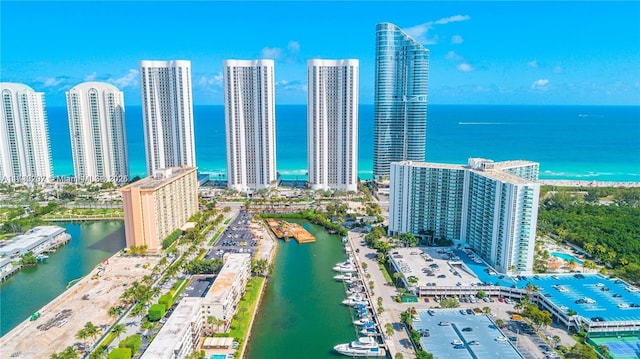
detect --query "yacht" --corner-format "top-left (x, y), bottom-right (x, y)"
top-left (353, 319), bottom-right (374, 326)
top-left (360, 327), bottom-right (378, 336)
top-left (333, 262), bottom-right (356, 273)
top-left (342, 298), bottom-right (368, 307)
top-left (618, 303), bottom-right (630, 309)
top-left (334, 337), bottom-right (386, 357)
top-left (334, 272), bottom-right (357, 281)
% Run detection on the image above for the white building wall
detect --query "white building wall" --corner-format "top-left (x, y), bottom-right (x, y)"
top-left (139, 60), bottom-right (196, 175)
top-left (223, 59), bottom-right (276, 192)
top-left (0, 83), bottom-right (53, 182)
top-left (307, 59), bottom-right (358, 192)
top-left (66, 82), bottom-right (128, 183)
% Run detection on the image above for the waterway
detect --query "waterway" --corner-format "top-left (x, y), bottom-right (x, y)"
top-left (245, 220), bottom-right (359, 358)
top-left (0, 221), bottom-right (125, 336)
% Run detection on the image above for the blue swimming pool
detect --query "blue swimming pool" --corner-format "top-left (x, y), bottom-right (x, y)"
top-left (551, 252), bottom-right (584, 265)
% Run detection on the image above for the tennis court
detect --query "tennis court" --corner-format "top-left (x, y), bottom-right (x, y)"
top-left (588, 336), bottom-right (640, 359)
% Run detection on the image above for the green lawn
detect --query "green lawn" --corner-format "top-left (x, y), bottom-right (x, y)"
top-left (224, 276), bottom-right (265, 353)
top-left (379, 263), bottom-right (393, 284)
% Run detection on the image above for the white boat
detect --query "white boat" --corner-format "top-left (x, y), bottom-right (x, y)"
top-left (583, 297), bottom-right (596, 304)
top-left (618, 303), bottom-right (630, 308)
top-left (360, 327), bottom-right (378, 336)
top-left (333, 262), bottom-right (356, 273)
top-left (354, 319), bottom-right (375, 326)
top-left (334, 337), bottom-right (386, 357)
top-left (334, 272), bottom-right (357, 281)
top-left (342, 298), bottom-right (368, 306)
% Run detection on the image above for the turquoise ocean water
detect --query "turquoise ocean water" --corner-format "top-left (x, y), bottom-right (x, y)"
top-left (46, 105), bottom-right (640, 182)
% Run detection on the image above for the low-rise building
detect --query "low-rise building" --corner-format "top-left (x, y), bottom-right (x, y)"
top-left (0, 226), bottom-right (70, 257)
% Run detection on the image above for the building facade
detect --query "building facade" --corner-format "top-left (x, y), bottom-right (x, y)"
top-left (307, 59), bottom-right (359, 192)
top-left (373, 22), bottom-right (429, 179)
top-left (0, 83), bottom-right (53, 183)
top-left (223, 59), bottom-right (277, 192)
top-left (139, 60), bottom-right (196, 175)
top-left (66, 82), bottom-right (128, 183)
top-left (389, 158), bottom-right (540, 274)
top-left (120, 166), bottom-right (198, 252)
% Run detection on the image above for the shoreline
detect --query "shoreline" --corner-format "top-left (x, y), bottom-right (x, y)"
top-left (538, 180), bottom-right (640, 188)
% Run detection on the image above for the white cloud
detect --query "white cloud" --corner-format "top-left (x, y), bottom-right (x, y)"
top-left (261, 47), bottom-right (283, 59)
top-left (434, 14), bottom-right (471, 25)
top-left (84, 72), bottom-right (97, 81)
top-left (531, 79), bottom-right (550, 89)
top-left (198, 72), bottom-right (223, 87)
top-left (457, 63), bottom-right (473, 72)
top-left (451, 35), bottom-right (464, 44)
top-left (42, 77), bottom-right (64, 87)
top-left (403, 14), bottom-right (470, 45)
top-left (528, 60), bottom-right (538, 68)
top-left (288, 41), bottom-right (300, 53)
top-left (446, 51), bottom-right (463, 61)
top-left (108, 69), bottom-right (138, 88)
top-left (275, 79), bottom-right (307, 92)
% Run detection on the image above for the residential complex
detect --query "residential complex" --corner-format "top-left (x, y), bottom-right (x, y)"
top-left (66, 82), bottom-right (128, 183)
top-left (389, 158), bottom-right (540, 274)
top-left (307, 59), bottom-right (359, 192)
top-left (223, 59), bottom-right (277, 192)
top-left (139, 60), bottom-right (196, 175)
top-left (140, 253), bottom-right (251, 359)
top-left (372, 22), bottom-right (429, 179)
top-left (0, 83), bottom-right (53, 183)
top-left (120, 166), bottom-right (198, 252)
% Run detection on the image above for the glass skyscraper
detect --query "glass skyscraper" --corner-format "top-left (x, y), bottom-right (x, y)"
top-left (373, 22), bottom-right (429, 179)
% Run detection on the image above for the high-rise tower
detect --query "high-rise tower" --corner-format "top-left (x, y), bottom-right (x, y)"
top-left (223, 59), bottom-right (277, 192)
top-left (307, 59), bottom-right (359, 192)
top-left (0, 83), bottom-right (53, 183)
top-left (373, 22), bottom-right (429, 179)
top-left (139, 60), bottom-right (196, 175)
top-left (66, 82), bottom-right (128, 183)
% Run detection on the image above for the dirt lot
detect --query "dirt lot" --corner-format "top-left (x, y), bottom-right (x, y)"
top-left (0, 254), bottom-right (160, 358)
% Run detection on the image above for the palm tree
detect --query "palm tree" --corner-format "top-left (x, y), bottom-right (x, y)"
top-left (598, 344), bottom-right (611, 359)
top-left (111, 323), bottom-right (126, 341)
top-left (385, 323), bottom-right (394, 337)
top-left (88, 345), bottom-right (108, 359)
top-left (393, 272), bottom-right (403, 286)
top-left (107, 306), bottom-right (120, 318)
top-left (83, 321), bottom-right (100, 346)
top-left (495, 318), bottom-right (505, 328)
top-left (75, 328), bottom-right (89, 342)
top-left (483, 306), bottom-right (491, 314)
top-left (62, 346), bottom-right (79, 359)
top-left (552, 335), bottom-right (561, 347)
top-left (207, 315), bottom-right (223, 334)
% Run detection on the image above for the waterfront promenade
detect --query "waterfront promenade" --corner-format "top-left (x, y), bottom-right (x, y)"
top-left (0, 254), bottom-right (160, 358)
top-left (538, 180), bottom-right (640, 188)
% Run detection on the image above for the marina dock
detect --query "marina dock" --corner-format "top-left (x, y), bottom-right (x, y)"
top-left (266, 219), bottom-right (316, 244)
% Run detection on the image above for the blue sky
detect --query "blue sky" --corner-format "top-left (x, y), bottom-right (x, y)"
top-left (2, 1), bottom-right (639, 106)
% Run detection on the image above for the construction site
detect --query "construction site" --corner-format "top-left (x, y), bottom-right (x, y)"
top-left (266, 219), bottom-right (316, 244)
top-left (0, 254), bottom-right (161, 358)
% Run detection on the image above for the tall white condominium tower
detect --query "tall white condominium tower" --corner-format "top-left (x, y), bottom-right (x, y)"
top-left (389, 158), bottom-right (540, 274)
top-left (223, 59), bottom-right (277, 192)
top-left (139, 60), bottom-right (196, 175)
top-left (0, 83), bottom-right (53, 183)
top-left (307, 59), bottom-right (359, 192)
top-left (66, 82), bottom-right (128, 183)
top-left (373, 22), bottom-right (429, 179)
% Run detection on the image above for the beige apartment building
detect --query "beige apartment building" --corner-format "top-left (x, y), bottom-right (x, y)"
top-left (120, 166), bottom-right (198, 252)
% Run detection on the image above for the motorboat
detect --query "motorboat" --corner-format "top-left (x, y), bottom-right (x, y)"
top-left (334, 272), bottom-right (357, 281)
top-left (333, 261), bottom-right (357, 273)
top-left (360, 327), bottom-right (378, 336)
top-left (334, 337), bottom-right (386, 357)
top-left (353, 319), bottom-right (375, 326)
top-left (342, 298), bottom-right (368, 307)
top-left (618, 303), bottom-right (630, 308)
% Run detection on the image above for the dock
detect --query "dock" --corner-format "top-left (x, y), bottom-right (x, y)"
top-left (266, 219), bottom-right (315, 244)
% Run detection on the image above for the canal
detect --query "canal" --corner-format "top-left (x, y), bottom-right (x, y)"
top-left (0, 221), bottom-right (125, 336)
top-left (245, 220), bottom-right (357, 359)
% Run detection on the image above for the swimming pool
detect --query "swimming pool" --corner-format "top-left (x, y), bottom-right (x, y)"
top-left (551, 252), bottom-right (584, 265)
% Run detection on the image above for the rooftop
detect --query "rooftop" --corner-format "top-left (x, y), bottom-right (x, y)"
top-left (121, 166), bottom-right (196, 191)
top-left (204, 253), bottom-right (251, 306)
top-left (0, 226), bottom-right (67, 255)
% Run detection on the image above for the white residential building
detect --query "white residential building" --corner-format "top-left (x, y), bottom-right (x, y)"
top-left (307, 59), bottom-right (359, 192)
top-left (66, 82), bottom-right (128, 183)
top-left (139, 60), bottom-right (196, 175)
top-left (389, 158), bottom-right (540, 274)
top-left (0, 83), bottom-right (53, 183)
top-left (223, 59), bottom-right (277, 192)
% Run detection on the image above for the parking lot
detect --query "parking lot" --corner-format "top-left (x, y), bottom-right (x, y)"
top-left (184, 276), bottom-right (216, 298)
top-left (206, 210), bottom-right (258, 260)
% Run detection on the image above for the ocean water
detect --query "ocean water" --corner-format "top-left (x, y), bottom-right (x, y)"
top-left (46, 105), bottom-right (640, 182)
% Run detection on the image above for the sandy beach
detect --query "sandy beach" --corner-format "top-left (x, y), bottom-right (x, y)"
top-left (0, 254), bottom-right (160, 358)
top-left (538, 180), bottom-right (640, 188)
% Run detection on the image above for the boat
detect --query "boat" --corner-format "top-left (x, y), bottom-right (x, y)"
top-left (29, 312), bottom-right (40, 321)
top-left (334, 272), bottom-right (357, 281)
top-left (342, 236), bottom-right (348, 243)
top-left (36, 254), bottom-right (49, 261)
top-left (618, 303), bottom-right (630, 309)
top-left (353, 319), bottom-right (375, 326)
top-left (583, 297), bottom-right (596, 304)
top-left (452, 340), bottom-right (463, 345)
top-left (333, 261), bottom-right (357, 273)
top-left (342, 298), bottom-right (368, 306)
top-left (334, 337), bottom-right (386, 357)
top-left (360, 327), bottom-right (378, 336)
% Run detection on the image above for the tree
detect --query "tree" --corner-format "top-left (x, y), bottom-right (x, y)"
top-left (394, 353), bottom-right (404, 359)
top-left (108, 306), bottom-right (121, 318)
top-left (483, 306), bottom-right (491, 314)
top-left (111, 323), bottom-right (126, 341)
top-left (385, 323), bottom-right (394, 337)
top-left (598, 344), bottom-right (611, 359)
top-left (400, 310), bottom-right (413, 327)
top-left (207, 315), bottom-right (223, 334)
top-left (75, 328), bottom-right (89, 342)
top-left (495, 318), bottom-right (505, 328)
top-left (83, 321), bottom-right (101, 345)
top-left (62, 346), bottom-right (79, 359)
top-left (553, 335), bottom-right (561, 347)
top-left (393, 272), bottom-right (403, 286)
top-left (89, 345), bottom-right (108, 359)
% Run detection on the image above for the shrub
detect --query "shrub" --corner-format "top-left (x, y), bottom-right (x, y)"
top-left (108, 347), bottom-right (132, 359)
top-left (148, 304), bottom-right (166, 322)
top-left (158, 294), bottom-right (173, 308)
top-left (118, 334), bottom-right (142, 354)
